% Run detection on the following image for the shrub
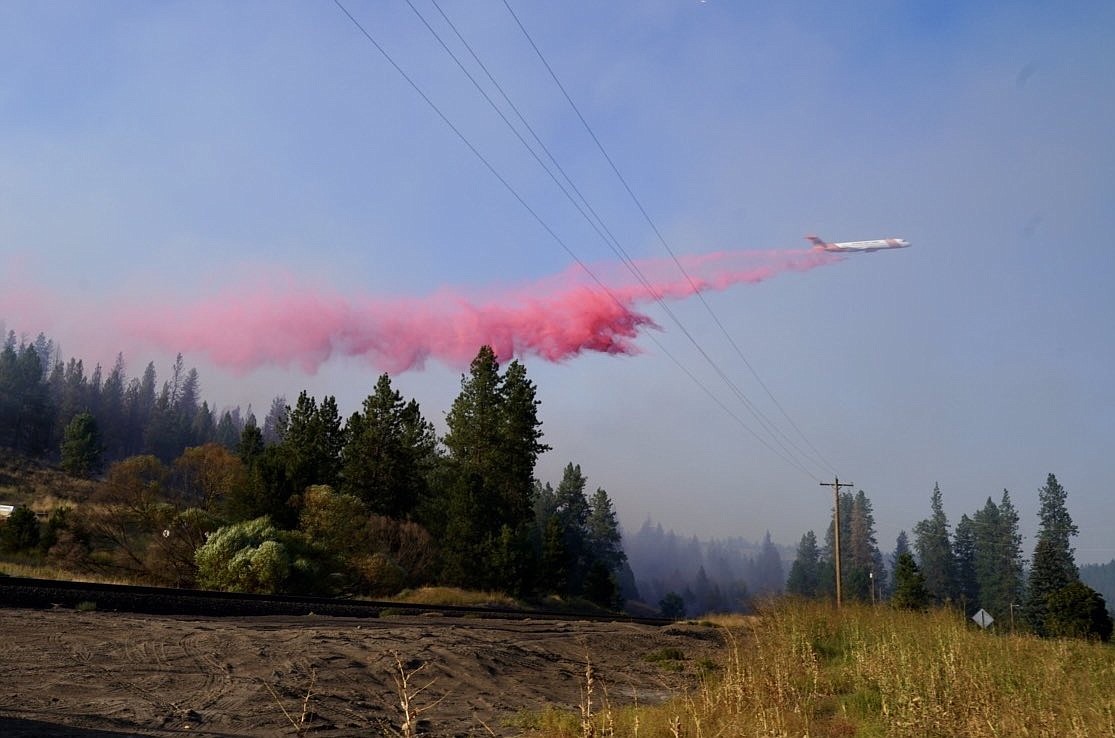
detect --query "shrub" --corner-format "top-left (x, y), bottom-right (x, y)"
top-left (1045, 581), bottom-right (1113, 641)
top-left (195, 516), bottom-right (333, 595)
top-left (0, 506), bottom-right (40, 552)
top-left (659, 591), bottom-right (686, 619)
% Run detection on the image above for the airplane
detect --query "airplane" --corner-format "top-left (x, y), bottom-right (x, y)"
top-left (806, 235), bottom-right (911, 253)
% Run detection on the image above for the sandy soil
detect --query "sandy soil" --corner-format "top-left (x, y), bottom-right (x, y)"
top-left (0, 607), bottom-right (724, 737)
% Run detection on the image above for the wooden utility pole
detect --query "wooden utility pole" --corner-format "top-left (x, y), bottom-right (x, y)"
top-left (821, 477), bottom-right (854, 608)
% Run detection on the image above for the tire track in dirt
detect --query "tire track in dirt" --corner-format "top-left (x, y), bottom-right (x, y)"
top-left (0, 609), bottom-right (726, 737)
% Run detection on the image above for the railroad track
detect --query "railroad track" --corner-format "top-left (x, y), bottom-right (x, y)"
top-left (0, 576), bottom-right (672, 626)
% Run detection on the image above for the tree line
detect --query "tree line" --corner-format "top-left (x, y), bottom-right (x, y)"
top-left (0, 330), bottom-right (261, 466)
top-left (785, 477), bottom-right (1112, 641)
top-left (0, 331), bottom-right (631, 609)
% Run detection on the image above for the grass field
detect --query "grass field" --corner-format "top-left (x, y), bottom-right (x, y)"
top-left (522, 600), bottom-right (1115, 737)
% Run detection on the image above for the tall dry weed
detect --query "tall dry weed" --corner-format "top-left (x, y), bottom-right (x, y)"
top-left (540, 600), bottom-right (1115, 738)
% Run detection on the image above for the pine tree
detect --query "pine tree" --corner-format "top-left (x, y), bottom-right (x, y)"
top-left (913, 483), bottom-right (956, 604)
top-left (497, 360), bottom-right (549, 529)
top-left (99, 353), bottom-right (127, 460)
top-left (211, 411), bottom-right (234, 449)
top-left (754, 531), bottom-right (784, 596)
top-left (890, 530), bottom-right (910, 596)
top-left (440, 347), bottom-right (547, 592)
top-left (1027, 474), bottom-right (1080, 635)
top-left (953, 514), bottom-right (978, 614)
top-left (973, 491), bottom-right (1024, 623)
top-left (61, 412), bottom-right (103, 478)
top-left (586, 487), bottom-right (626, 574)
top-left (786, 530), bottom-right (820, 597)
top-left (283, 391), bottom-right (343, 494)
top-left (341, 374), bottom-right (432, 518)
top-left (261, 395), bottom-right (289, 445)
top-left (550, 463), bottom-right (590, 593)
top-left (846, 490), bottom-right (883, 601)
top-left (891, 551), bottom-right (929, 610)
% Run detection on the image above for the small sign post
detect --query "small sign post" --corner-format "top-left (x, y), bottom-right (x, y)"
top-left (972, 608), bottom-right (994, 629)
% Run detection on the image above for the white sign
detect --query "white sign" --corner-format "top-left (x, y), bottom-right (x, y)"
top-left (972, 608), bottom-right (994, 629)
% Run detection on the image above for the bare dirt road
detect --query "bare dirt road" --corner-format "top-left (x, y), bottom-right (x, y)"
top-left (0, 607), bottom-right (724, 737)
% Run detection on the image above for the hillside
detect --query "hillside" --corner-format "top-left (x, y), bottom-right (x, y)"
top-left (0, 448), bottom-right (96, 513)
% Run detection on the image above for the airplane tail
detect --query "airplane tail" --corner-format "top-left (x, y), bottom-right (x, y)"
top-left (805, 234), bottom-right (827, 249)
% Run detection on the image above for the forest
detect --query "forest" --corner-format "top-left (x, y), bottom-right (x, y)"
top-left (784, 479), bottom-right (1113, 640)
top-left (0, 328), bottom-right (636, 607)
top-left (0, 326), bottom-right (787, 615)
top-left (2, 324), bottom-right (1111, 636)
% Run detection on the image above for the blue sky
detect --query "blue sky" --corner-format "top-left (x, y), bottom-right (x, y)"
top-left (2, 1), bottom-right (1113, 562)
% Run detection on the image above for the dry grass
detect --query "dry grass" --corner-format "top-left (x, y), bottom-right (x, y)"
top-left (0, 560), bottom-right (143, 585)
top-left (0, 449), bottom-right (96, 507)
top-left (516, 599), bottom-right (1115, 737)
top-left (389, 586), bottom-right (522, 609)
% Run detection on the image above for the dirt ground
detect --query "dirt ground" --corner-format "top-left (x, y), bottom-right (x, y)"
top-left (0, 607), bottom-right (725, 737)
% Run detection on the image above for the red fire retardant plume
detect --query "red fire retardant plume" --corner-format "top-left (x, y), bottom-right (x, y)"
top-left (125, 248), bottom-right (841, 374)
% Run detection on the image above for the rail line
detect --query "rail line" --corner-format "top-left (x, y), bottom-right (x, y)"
top-left (0, 576), bottom-right (672, 626)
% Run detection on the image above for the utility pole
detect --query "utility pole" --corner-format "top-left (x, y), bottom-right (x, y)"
top-left (821, 477), bottom-right (854, 608)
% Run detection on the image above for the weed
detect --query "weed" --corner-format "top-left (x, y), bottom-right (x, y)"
top-left (387, 650), bottom-right (447, 738)
top-left (265, 666), bottom-right (316, 736)
top-left (74, 600), bottom-right (96, 612)
top-left (642, 647), bottom-right (685, 663)
top-left (642, 647), bottom-right (686, 672)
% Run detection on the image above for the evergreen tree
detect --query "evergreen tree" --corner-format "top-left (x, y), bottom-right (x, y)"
top-left (99, 353), bottom-right (127, 460)
top-left (61, 412), bottom-right (103, 478)
top-left (0, 505), bottom-right (40, 552)
top-left (586, 487), bottom-right (626, 576)
top-left (889, 530), bottom-right (910, 597)
top-left (0, 343), bottom-right (52, 453)
top-left (144, 382), bottom-right (180, 462)
top-left (192, 401), bottom-right (216, 445)
top-left (341, 374), bottom-right (432, 518)
top-left (753, 530), bottom-right (784, 596)
top-left (846, 490), bottom-right (883, 601)
top-left (440, 347), bottom-right (547, 592)
top-left (1026, 473), bottom-right (1080, 635)
top-left (261, 395), bottom-right (289, 445)
top-left (953, 514), bottom-right (978, 613)
top-left (538, 514), bottom-right (569, 595)
top-left (913, 483), bottom-right (956, 604)
top-left (215, 410), bottom-right (240, 450)
top-left (1044, 581), bottom-right (1113, 642)
top-left (891, 551), bottom-right (929, 610)
top-left (973, 491), bottom-right (1024, 623)
top-left (786, 530), bottom-right (821, 597)
top-left (137, 361), bottom-right (158, 424)
top-left (542, 463), bottom-right (590, 594)
top-left (283, 391), bottom-right (343, 494)
top-left (177, 367), bottom-right (200, 433)
top-left (497, 360), bottom-right (549, 528)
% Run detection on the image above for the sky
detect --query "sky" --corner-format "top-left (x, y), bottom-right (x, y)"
top-left (1, 1), bottom-right (1113, 563)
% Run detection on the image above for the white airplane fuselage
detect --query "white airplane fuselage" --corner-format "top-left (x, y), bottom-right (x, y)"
top-left (806, 235), bottom-right (910, 252)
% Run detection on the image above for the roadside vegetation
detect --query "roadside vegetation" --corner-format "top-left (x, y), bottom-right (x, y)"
top-left (0, 340), bottom-right (635, 612)
top-left (519, 600), bottom-right (1115, 737)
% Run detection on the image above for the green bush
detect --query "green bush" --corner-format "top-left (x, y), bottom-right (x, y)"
top-left (0, 506), bottom-right (40, 552)
top-left (1045, 581), bottom-right (1113, 641)
top-left (195, 516), bottom-right (333, 595)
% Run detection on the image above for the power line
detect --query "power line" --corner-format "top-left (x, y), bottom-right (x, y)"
top-left (331, 1), bottom-right (821, 479)
top-left (500, 0), bottom-right (837, 477)
top-left (408, 0), bottom-right (826, 479)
